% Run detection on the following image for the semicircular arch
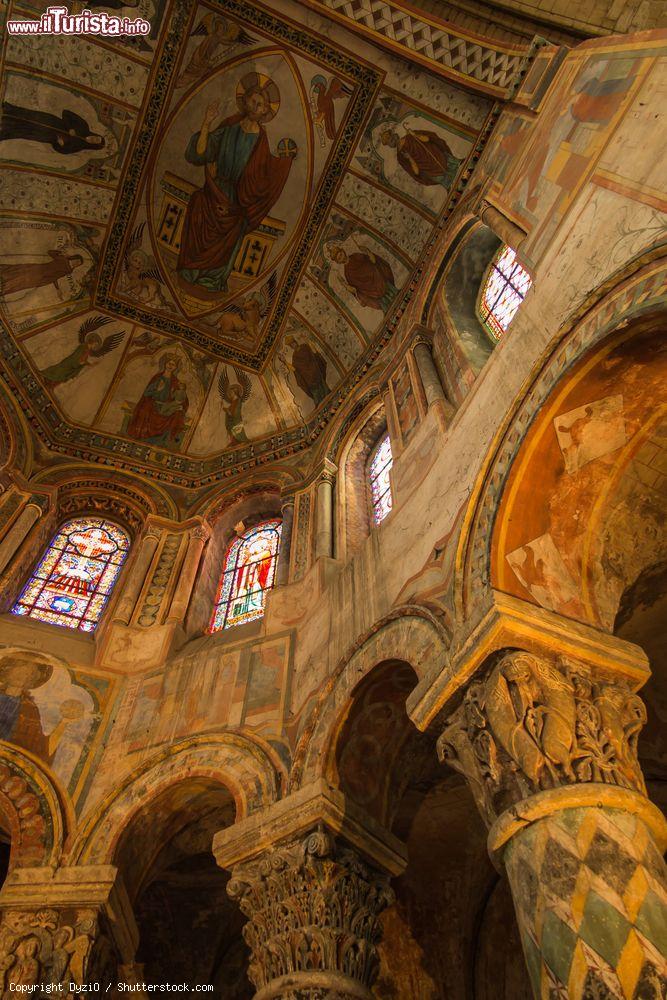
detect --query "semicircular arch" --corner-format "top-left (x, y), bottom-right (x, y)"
top-left (68, 732), bottom-right (284, 866)
top-left (290, 607), bottom-right (449, 791)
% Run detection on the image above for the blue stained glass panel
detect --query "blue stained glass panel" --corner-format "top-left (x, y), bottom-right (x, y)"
top-left (12, 517), bottom-right (130, 632)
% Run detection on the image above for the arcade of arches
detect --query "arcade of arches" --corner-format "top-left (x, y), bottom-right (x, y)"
top-left (0, 1), bottom-right (665, 997)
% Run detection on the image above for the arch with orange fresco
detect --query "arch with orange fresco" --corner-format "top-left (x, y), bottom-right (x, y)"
top-left (454, 251), bottom-right (667, 630)
top-left (68, 732), bottom-right (285, 866)
top-left (289, 607), bottom-right (449, 792)
top-left (0, 741), bottom-right (71, 870)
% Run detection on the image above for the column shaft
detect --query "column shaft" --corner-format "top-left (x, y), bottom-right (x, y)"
top-left (112, 531), bottom-right (159, 625)
top-left (167, 528), bottom-right (207, 624)
top-left (275, 501), bottom-right (295, 586)
top-left (0, 502), bottom-right (41, 577)
top-left (315, 477), bottom-right (334, 560)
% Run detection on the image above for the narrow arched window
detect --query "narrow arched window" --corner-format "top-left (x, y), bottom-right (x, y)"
top-left (12, 516), bottom-right (130, 632)
top-left (478, 244), bottom-right (532, 341)
top-left (369, 435), bottom-right (393, 524)
top-left (210, 519), bottom-right (282, 632)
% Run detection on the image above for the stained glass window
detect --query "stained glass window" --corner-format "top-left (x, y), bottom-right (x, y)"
top-left (369, 435), bottom-right (393, 524)
top-left (12, 517), bottom-right (130, 633)
top-left (478, 244), bottom-right (532, 341)
top-left (210, 519), bottom-right (282, 632)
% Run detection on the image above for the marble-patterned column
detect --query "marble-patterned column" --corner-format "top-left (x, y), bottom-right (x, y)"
top-left (0, 500), bottom-right (43, 577)
top-left (438, 650), bottom-right (667, 1000)
top-left (214, 783), bottom-right (406, 1000)
top-left (275, 497), bottom-right (295, 587)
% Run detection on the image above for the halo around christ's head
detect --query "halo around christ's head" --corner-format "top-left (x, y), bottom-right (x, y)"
top-left (236, 72), bottom-right (281, 124)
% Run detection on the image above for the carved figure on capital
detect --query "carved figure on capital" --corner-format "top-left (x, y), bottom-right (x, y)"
top-left (0, 908), bottom-right (101, 992)
top-left (438, 650), bottom-right (647, 824)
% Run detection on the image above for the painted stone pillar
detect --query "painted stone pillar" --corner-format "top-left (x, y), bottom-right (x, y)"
top-left (0, 499), bottom-right (43, 577)
top-left (412, 336), bottom-right (455, 429)
top-left (112, 528), bottom-right (160, 625)
top-left (0, 865), bottom-right (139, 990)
top-left (438, 650), bottom-right (667, 1000)
top-left (315, 465), bottom-right (336, 561)
top-left (214, 782), bottom-right (406, 1000)
top-left (275, 496), bottom-right (295, 587)
top-left (166, 523), bottom-right (209, 624)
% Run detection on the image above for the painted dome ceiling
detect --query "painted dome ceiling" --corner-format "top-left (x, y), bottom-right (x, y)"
top-left (0, 0), bottom-right (511, 490)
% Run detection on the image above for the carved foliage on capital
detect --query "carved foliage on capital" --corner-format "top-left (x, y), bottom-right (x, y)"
top-left (227, 827), bottom-right (394, 994)
top-left (0, 907), bottom-right (114, 991)
top-left (438, 651), bottom-right (647, 826)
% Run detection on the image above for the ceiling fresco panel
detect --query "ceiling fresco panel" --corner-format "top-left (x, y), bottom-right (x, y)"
top-left (0, 0), bottom-right (495, 487)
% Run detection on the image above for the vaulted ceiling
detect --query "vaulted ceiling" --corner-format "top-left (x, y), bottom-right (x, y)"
top-left (0, 0), bottom-right (520, 490)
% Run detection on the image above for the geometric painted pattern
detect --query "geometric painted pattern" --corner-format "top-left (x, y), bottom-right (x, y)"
top-left (315, 0), bottom-right (526, 95)
top-left (504, 806), bottom-right (667, 999)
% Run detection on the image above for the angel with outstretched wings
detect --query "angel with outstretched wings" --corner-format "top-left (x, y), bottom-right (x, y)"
top-left (177, 14), bottom-right (254, 89)
top-left (217, 272), bottom-right (277, 340)
top-left (310, 75), bottom-right (353, 145)
top-left (218, 365), bottom-right (252, 444)
top-left (41, 315), bottom-right (124, 385)
top-left (120, 223), bottom-right (165, 307)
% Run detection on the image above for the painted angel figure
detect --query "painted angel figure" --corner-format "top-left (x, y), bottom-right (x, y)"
top-left (120, 223), bottom-right (166, 307)
top-left (40, 315), bottom-right (124, 385)
top-left (217, 272), bottom-right (277, 340)
top-left (309, 75), bottom-right (352, 146)
top-left (218, 366), bottom-right (251, 444)
top-left (177, 14), bottom-right (254, 89)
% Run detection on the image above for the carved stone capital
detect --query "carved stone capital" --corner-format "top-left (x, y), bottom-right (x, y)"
top-left (227, 825), bottom-right (393, 999)
top-left (0, 906), bottom-right (121, 990)
top-left (0, 866), bottom-right (138, 989)
top-left (438, 650), bottom-right (648, 828)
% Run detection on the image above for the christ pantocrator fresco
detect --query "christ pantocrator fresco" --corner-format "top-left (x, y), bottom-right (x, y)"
top-left (176, 72), bottom-right (297, 294)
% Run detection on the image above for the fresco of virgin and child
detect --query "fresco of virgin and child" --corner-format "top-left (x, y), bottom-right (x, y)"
top-left (177, 72), bottom-right (297, 293)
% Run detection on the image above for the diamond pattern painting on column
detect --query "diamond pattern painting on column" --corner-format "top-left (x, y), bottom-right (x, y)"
top-left (504, 806), bottom-right (667, 999)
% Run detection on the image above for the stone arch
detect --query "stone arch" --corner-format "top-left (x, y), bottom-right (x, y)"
top-left (335, 396), bottom-right (387, 559)
top-left (0, 741), bottom-right (70, 869)
top-left (69, 733), bottom-right (284, 866)
top-left (290, 607), bottom-right (449, 791)
top-left (456, 251), bottom-right (667, 629)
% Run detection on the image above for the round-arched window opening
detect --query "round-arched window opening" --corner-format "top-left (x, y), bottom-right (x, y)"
top-left (369, 435), bottom-right (393, 525)
top-left (209, 519), bottom-right (282, 632)
top-left (477, 244), bottom-right (532, 342)
top-left (11, 516), bottom-right (130, 632)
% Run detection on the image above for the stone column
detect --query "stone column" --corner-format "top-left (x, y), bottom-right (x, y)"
top-left (0, 865), bottom-right (139, 990)
top-left (214, 782), bottom-right (406, 1000)
top-left (315, 468), bottom-right (335, 561)
top-left (0, 500), bottom-right (43, 577)
top-left (275, 497), bottom-right (295, 587)
top-left (112, 528), bottom-right (160, 625)
top-left (166, 523), bottom-right (209, 625)
top-left (438, 650), bottom-right (667, 1000)
top-left (412, 337), bottom-right (455, 427)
